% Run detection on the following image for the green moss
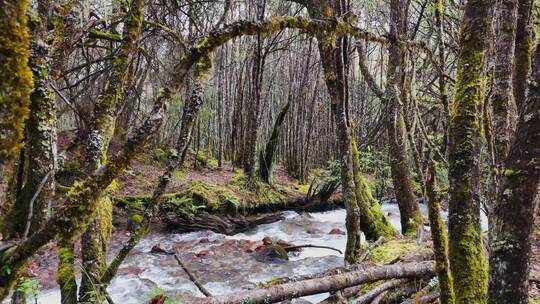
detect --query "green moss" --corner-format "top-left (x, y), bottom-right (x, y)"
top-left (195, 149), bottom-right (218, 169)
top-left (56, 245), bottom-right (75, 285)
top-left (368, 238), bottom-right (419, 264)
top-left (0, 0), bottom-right (33, 163)
top-left (88, 29), bottom-right (122, 41)
top-left (293, 182), bottom-right (310, 194)
top-left (154, 148), bottom-right (167, 163)
top-left (179, 181), bottom-right (239, 210)
top-left (131, 214), bottom-right (143, 224)
top-left (503, 169), bottom-right (515, 177)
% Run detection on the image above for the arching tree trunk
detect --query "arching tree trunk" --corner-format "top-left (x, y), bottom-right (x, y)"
top-left (447, 0), bottom-right (493, 302)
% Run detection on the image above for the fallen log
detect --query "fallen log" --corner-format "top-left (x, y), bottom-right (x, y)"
top-left (189, 261), bottom-right (435, 304)
top-left (164, 211), bottom-right (284, 235)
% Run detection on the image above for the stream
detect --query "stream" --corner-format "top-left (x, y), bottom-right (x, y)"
top-left (33, 203), bottom-right (486, 303)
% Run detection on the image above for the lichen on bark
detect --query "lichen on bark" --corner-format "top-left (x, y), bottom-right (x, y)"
top-left (447, 0), bottom-right (493, 302)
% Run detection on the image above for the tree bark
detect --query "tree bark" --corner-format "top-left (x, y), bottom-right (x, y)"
top-left (447, 0), bottom-right (493, 302)
top-left (512, 0), bottom-right (534, 110)
top-left (351, 139), bottom-right (397, 240)
top-left (386, 0), bottom-right (423, 235)
top-left (488, 42), bottom-right (540, 304)
top-left (0, 0), bottom-right (33, 189)
top-left (78, 1), bottom-right (147, 301)
top-left (259, 101), bottom-right (290, 184)
top-left (491, 0), bottom-right (518, 167)
top-left (426, 161), bottom-right (454, 304)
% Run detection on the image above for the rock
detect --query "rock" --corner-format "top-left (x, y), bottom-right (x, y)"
top-left (196, 249), bottom-right (210, 257)
top-left (255, 244), bottom-right (289, 262)
top-left (150, 244), bottom-right (173, 255)
top-left (242, 240), bottom-right (263, 253)
top-left (198, 238), bottom-right (211, 243)
top-left (306, 228), bottom-right (322, 235)
top-left (328, 228), bottom-right (345, 235)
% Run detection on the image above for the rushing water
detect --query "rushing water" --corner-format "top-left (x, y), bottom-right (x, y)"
top-left (29, 202), bottom-right (487, 303)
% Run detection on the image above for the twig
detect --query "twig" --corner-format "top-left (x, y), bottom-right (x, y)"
top-left (359, 237), bottom-right (385, 262)
top-left (22, 171), bottom-right (52, 240)
top-left (283, 244), bottom-right (343, 254)
top-left (352, 279), bottom-right (409, 304)
top-left (174, 254), bottom-right (212, 297)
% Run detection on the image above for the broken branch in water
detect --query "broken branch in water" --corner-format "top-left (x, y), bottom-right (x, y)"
top-left (282, 244), bottom-right (343, 254)
top-left (174, 254), bottom-right (213, 297)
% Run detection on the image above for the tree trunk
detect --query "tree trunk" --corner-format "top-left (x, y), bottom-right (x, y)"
top-left (7, 0), bottom-right (58, 239)
top-left (426, 161), bottom-right (454, 304)
top-left (259, 101), bottom-right (290, 184)
top-left (386, 0), bottom-right (423, 235)
top-left (447, 0), bottom-right (493, 302)
top-left (0, 0), bottom-right (33, 189)
top-left (78, 1), bottom-right (147, 301)
top-left (351, 139), bottom-right (397, 241)
top-left (57, 239), bottom-right (77, 304)
top-left (492, 0), bottom-right (518, 167)
top-left (488, 42), bottom-right (540, 304)
top-left (512, 0), bottom-right (534, 110)
top-left (244, 0), bottom-right (266, 186)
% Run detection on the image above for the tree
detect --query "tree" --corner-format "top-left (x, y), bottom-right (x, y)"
top-left (447, 0), bottom-right (494, 302)
top-left (488, 42), bottom-right (540, 304)
top-left (0, 0), bottom-right (32, 189)
top-left (385, 0), bottom-right (423, 235)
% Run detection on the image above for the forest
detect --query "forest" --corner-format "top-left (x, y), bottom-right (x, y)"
top-left (0, 0), bottom-right (539, 303)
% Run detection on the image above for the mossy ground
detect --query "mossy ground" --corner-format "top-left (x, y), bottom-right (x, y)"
top-left (367, 238), bottom-right (420, 264)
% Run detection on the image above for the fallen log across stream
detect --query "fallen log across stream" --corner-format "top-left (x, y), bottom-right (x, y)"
top-left (164, 211), bottom-right (285, 235)
top-left (189, 261), bottom-right (435, 304)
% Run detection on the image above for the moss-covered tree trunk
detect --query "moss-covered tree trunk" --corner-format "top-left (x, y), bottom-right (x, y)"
top-left (351, 139), bottom-right (397, 241)
top-left (259, 101), bottom-right (290, 184)
top-left (244, 1), bottom-right (266, 187)
top-left (57, 239), bottom-right (77, 304)
top-left (303, 0), bottom-right (362, 264)
top-left (426, 161), bottom-right (454, 304)
top-left (0, 0), bottom-right (33, 189)
top-left (7, 0), bottom-right (59, 239)
top-left (488, 42), bottom-right (540, 304)
top-left (386, 0), bottom-right (423, 235)
top-left (447, 0), bottom-right (493, 302)
top-left (78, 0), bottom-right (146, 302)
